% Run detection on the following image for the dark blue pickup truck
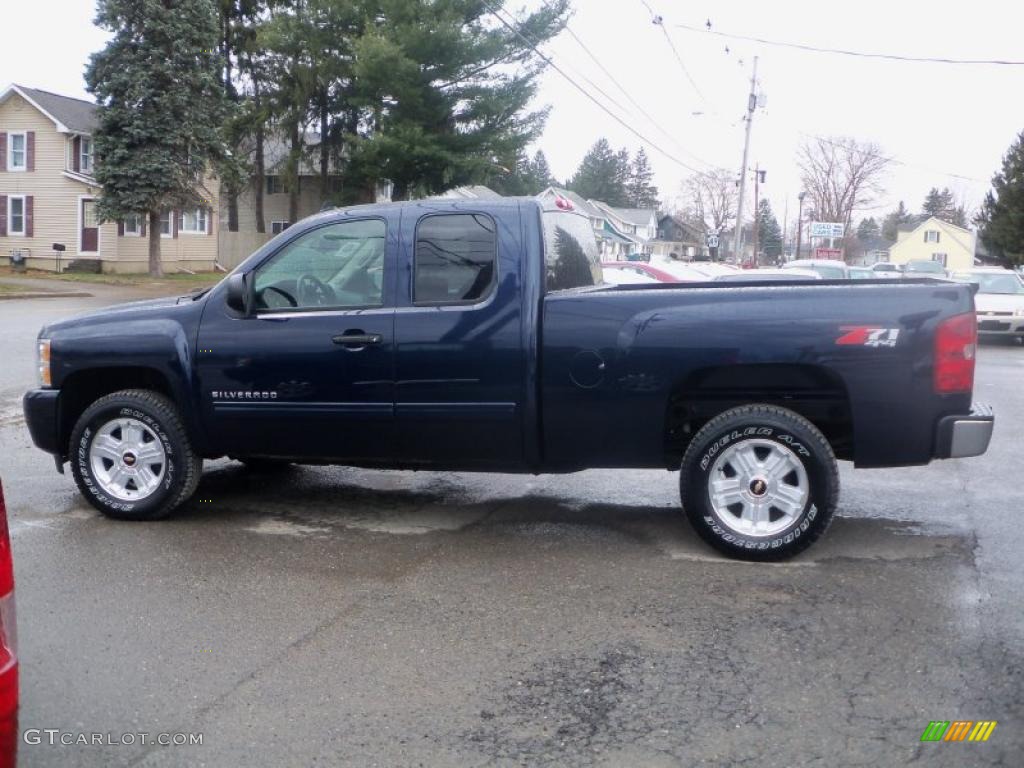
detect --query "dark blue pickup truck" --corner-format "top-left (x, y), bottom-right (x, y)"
top-left (23, 198), bottom-right (993, 559)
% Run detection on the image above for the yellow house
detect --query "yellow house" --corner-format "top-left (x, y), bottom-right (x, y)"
top-left (0, 84), bottom-right (218, 273)
top-left (888, 216), bottom-right (976, 272)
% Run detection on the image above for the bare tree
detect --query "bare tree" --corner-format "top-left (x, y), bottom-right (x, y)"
top-left (797, 136), bottom-right (890, 237)
top-left (681, 168), bottom-right (738, 237)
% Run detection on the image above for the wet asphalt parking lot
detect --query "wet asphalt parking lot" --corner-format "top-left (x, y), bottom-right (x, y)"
top-left (0, 283), bottom-right (1021, 767)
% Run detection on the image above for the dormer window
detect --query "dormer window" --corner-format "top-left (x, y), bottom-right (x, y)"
top-left (80, 138), bottom-right (93, 174)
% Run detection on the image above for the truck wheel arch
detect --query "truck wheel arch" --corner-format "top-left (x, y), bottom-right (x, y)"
top-left (663, 363), bottom-right (854, 468)
top-left (58, 367), bottom-right (195, 460)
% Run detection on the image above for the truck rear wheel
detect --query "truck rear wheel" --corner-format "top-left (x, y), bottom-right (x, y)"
top-left (679, 404), bottom-right (838, 561)
top-left (69, 389), bottom-right (202, 520)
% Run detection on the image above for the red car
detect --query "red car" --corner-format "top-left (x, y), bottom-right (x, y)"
top-left (601, 261), bottom-right (679, 284)
top-left (0, 482), bottom-right (15, 768)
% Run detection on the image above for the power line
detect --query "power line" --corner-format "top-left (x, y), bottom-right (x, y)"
top-left (675, 22), bottom-right (1024, 66)
top-left (556, 17), bottom-right (719, 168)
top-left (638, 2), bottom-right (708, 105)
top-left (481, 0), bottom-right (718, 176)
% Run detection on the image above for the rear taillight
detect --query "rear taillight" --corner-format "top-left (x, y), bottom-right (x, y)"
top-left (934, 313), bottom-right (977, 394)
top-left (0, 481), bottom-right (16, 768)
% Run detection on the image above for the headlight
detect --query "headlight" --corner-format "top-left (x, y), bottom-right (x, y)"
top-left (37, 339), bottom-right (51, 388)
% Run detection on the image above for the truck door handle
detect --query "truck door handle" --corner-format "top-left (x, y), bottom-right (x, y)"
top-left (332, 332), bottom-right (383, 348)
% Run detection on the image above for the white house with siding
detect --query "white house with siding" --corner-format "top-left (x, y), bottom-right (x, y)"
top-left (0, 84), bottom-right (218, 273)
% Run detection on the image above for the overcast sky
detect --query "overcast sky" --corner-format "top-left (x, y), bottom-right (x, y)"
top-left (4, 0), bottom-right (1023, 234)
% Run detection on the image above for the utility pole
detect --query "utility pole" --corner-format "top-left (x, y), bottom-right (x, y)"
top-left (752, 164), bottom-right (761, 265)
top-left (796, 191), bottom-right (807, 260)
top-left (734, 55), bottom-right (758, 262)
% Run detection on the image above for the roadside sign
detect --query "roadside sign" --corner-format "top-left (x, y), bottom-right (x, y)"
top-left (810, 222), bottom-right (845, 239)
top-left (814, 248), bottom-right (844, 260)
top-left (706, 234), bottom-right (719, 248)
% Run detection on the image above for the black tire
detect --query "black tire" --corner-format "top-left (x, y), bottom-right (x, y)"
top-left (679, 404), bottom-right (838, 561)
top-left (236, 457), bottom-right (294, 473)
top-left (69, 389), bottom-right (202, 520)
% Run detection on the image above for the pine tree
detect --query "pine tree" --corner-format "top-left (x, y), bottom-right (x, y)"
top-left (857, 217), bottom-right (880, 241)
top-left (626, 148), bottom-right (659, 208)
top-left (569, 139), bottom-right (628, 206)
top-left (529, 150), bottom-right (555, 191)
top-left (342, 0), bottom-right (568, 201)
top-left (756, 199), bottom-right (782, 261)
top-left (881, 201), bottom-right (914, 241)
top-left (86, 0), bottom-right (236, 276)
top-left (976, 131), bottom-right (1024, 265)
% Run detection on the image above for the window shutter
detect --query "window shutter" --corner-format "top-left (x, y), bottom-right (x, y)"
top-left (118, 220), bottom-right (125, 237)
top-left (72, 137), bottom-right (81, 172)
top-left (0, 196), bottom-right (6, 237)
top-left (25, 196), bottom-right (33, 237)
top-left (207, 207), bottom-right (213, 235)
top-left (140, 216), bottom-right (147, 237)
top-left (0, 134), bottom-right (6, 172)
top-left (172, 210), bottom-right (178, 238)
top-left (26, 131), bottom-right (35, 172)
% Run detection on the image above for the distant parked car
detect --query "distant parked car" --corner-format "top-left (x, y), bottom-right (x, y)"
top-left (0, 481), bottom-right (16, 768)
top-left (781, 259), bottom-right (850, 279)
top-left (903, 259), bottom-right (948, 277)
top-left (848, 267), bottom-right (878, 280)
top-left (713, 268), bottom-right (821, 282)
top-left (871, 262), bottom-right (902, 275)
top-left (647, 257), bottom-right (734, 282)
top-left (601, 261), bottom-right (678, 284)
top-left (950, 267), bottom-right (1024, 340)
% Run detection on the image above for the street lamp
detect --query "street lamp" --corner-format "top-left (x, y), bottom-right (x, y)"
top-left (795, 192), bottom-right (807, 261)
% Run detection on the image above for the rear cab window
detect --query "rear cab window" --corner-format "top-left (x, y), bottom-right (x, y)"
top-left (542, 210), bottom-right (603, 291)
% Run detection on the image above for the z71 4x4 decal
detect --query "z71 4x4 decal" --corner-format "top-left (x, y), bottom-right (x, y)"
top-left (836, 326), bottom-right (901, 348)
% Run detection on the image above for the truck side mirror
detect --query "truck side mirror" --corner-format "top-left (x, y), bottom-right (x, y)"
top-left (225, 273), bottom-right (253, 316)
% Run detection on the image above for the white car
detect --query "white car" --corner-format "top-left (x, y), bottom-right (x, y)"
top-left (713, 268), bottom-right (822, 282)
top-left (950, 267), bottom-right (1024, 339)
top-left (781, 259), bottom-right (850, 279)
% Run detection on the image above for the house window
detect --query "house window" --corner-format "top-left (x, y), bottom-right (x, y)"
top-left (160, 210), bottom-right (172, 237)
top-left (80, 138), bottom-right (93, 174)
top-left (932, 253), bottom-right (948, 266)
top-left (271, 221), bottom-right (290, 235)
top-left (124, 213), bottom-right (143, 236)
top-left (7, 196), bottom-right (25, 235)
top-left (8, 133), bottom-right (26, 171)
top-left (181, 208), bottom-right (208, 234)
top-left (266, 175), bottom-right (283, 195)
top-left (924, 230), bottom-right (940, 243)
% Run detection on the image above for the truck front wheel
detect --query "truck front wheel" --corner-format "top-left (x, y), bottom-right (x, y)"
top-left (679, 405), bottom-right (838, 561)
top-left (69, 389), bottom-right (202, 520)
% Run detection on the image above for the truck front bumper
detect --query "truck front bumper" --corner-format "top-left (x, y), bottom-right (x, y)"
top-left (934, 402), bottom-right (994, 459)
top-left (23, 389), bottom-right (62, 459)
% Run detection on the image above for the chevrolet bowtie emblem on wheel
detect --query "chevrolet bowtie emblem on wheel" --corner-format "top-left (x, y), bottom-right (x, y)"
top-left (921, 720), bottom-right (997, 742)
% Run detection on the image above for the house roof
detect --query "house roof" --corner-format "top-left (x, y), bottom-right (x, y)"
top-left (657, 214), bottom-right (704, 241)
top-left (858, 235), bottom-right (894, 251)
top-left (610, 206), bottom-right (656, 227)
top-left (0, 84), bottom-right (97, 134)
top-left (538, 187), bottom-right (603, 220)
top-left (437, 185), bottom-right (503, 200)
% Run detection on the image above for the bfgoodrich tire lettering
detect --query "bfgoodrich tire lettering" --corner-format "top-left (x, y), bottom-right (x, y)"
top-left (680, 404), bottom-right (838, 561)
top-left (70, 389), bottom-right (202, 520)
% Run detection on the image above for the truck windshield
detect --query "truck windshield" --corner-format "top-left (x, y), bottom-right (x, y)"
top-left (542, 210), bottom-right (603, 291)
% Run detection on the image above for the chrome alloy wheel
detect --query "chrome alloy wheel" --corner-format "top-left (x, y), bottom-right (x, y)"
top-left (88, 417), bottom-right (167, 502)
top-left (708, 439), bottom-right (809, 537)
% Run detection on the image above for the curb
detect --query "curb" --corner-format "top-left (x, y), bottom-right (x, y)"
top-left (0, 290), bottom-right (93, 300)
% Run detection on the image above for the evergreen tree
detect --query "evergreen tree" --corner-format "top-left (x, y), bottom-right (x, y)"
top-left (976, 131), bottom-right (1024, 265)
top-left (881, 201), bottom-right (914, 241)
top-left (626, 147), bottom-right (659, 208)
top-left (756, 199), bottom-right (782, 261)
top-left (857, 217), bottom-right (880, 241)
top-left (529, 150), bottom-right (555, 191)
top-left (569, 139), bottom-right (628, 206)
top-left (86, 0), bottom-right (237, 276)
top-left (343, 0), bottom-right (568, 201)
